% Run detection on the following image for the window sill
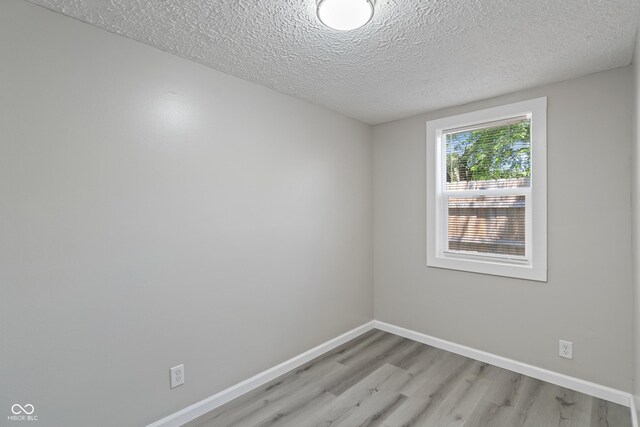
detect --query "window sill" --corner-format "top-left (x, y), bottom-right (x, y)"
top-left (427, 254), bottom-right (547, 282)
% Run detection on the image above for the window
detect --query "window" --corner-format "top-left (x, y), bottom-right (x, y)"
top-left (426, 98), bottom-right (547, 281)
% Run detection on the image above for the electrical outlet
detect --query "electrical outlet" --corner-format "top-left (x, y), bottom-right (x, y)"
top-left (559, 340), bottom-right (573, 359)
top-left (170, 364), bottom-right (185, 388)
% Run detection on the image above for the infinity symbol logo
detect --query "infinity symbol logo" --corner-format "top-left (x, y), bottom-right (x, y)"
top-left (11, 404), bottom-right (35, 415)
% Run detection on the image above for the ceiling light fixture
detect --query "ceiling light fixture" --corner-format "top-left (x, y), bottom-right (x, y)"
top-left (316, 0), bottom-right (375, 31)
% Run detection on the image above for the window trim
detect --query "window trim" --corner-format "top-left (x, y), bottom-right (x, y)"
top-left (426, 97), bottom-right (547, 282)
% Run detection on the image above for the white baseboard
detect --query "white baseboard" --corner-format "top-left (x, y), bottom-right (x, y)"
top-left (373, 320), bottom-right (631, 407)
top-left (147, 321), bottom-right (376, 427)
top-left (149, 319), bottom-right (635, 427)
top-left (631, 394), bottom-right (639, 427)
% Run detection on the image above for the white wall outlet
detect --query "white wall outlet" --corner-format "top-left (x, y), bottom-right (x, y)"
top-left (559, 340), bottom-right (573, 359)
top-left (170, 364), bottom-right (185, 388)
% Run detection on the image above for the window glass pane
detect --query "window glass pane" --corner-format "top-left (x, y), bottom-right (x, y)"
top-left (445, 117), bottom-right (531, 191)
top-left (448, 195), bottom-right (525, 256)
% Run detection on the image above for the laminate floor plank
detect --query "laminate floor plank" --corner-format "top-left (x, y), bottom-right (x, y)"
top-left (381, 358), bottom-right (476, 426)
top-left (317, 330), bottom-right (388, 367)
top-left (397, 347), bottom-right (457, 397)
top-left (187, 361), bottom-right (348, 427)
top-left (462, 368), bottom-right (528, 427)
top-left (221, 384), bottom-right (329, 427)
top-left (590, 399), bottom-right (633, 427)
top-left (335, 332), bottom-right (403, 366)
top-left (497, 376), bottom-right (546, 427)
top-left (518, 382), bottom-right (590, 427)
top-left (418, 363), bottom-right (492, 427)
top-left (250, 391), bottom-right (335, 427)
top-left (186, 330), bottom-right (632, 427)
top-left (327, 334), bottom-right (412, 396)
top-left (305, 363), bottom-right (410, 427)
top-left (384, 341), bottom-right (432, 371)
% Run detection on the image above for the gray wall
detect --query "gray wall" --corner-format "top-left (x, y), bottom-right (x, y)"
top-left (373, 67), bottom-right (634, 391)
top-left (0, 1), bottom-right (373, 426)
top-left (633, 27), bottom-right (640, 409)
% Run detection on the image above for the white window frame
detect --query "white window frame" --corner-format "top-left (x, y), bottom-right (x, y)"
top-left (426, 97), bottom-right (547, 282)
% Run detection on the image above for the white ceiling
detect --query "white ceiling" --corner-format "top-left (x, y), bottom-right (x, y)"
top-left (28, 0), bottom-right (640, 124)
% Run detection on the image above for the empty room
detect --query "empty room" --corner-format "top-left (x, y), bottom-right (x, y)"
top-left (2, 0), bottom-right (640, 426)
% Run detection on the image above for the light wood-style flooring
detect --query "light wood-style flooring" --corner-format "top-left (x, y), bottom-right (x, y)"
top-left (186, 330), bottom-right (632, 427)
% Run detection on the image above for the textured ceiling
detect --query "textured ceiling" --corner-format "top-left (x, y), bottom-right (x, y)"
top-left (27, 0), bottom-right (640, 124)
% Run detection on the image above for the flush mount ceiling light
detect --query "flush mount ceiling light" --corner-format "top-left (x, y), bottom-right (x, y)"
top-left (316, 0), bottom-right (375, 31)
